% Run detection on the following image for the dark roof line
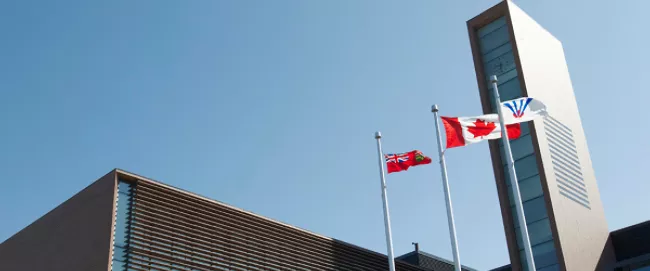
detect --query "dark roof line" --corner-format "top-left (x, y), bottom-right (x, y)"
top-left (611, 220), bottom-right (650, 235)
top-left (396, 250), bottom-right (478, 271)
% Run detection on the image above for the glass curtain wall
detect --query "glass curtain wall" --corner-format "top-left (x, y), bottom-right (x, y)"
top-left (477, 17), bottom-right (559, 271)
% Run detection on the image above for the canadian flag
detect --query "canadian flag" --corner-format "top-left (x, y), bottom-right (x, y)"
top-left (441, 114), bottom-right (521, 149)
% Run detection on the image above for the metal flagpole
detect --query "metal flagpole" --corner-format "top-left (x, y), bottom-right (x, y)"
top-left (490, 75), bottom-right (536, 271)
top-left (374, 131), bottom-right (397, 271)
top-left (431, 105), bottom-right (462, 271)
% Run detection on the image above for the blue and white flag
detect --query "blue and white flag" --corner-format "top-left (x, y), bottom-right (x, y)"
top-left (501, 97), bottom-right (547, 124)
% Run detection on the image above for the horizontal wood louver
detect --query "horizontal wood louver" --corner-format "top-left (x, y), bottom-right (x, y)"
top-left (119, 179), bottom-right (427, 271)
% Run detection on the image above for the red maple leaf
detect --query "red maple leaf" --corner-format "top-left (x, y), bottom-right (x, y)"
top-left (467, 119), bottom-right (496, 138)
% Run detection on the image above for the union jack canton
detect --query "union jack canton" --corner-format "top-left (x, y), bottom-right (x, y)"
top-left (385, 153), bottom-right (409, 163)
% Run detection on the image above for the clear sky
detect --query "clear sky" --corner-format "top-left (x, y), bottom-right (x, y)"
top-left (1, 0), bottom-right (648, 269)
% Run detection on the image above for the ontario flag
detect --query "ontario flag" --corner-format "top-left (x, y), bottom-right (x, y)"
top-left (385, 150), bottom-right (432, 173)
top-left (441, 114), bottom-right (521, 149)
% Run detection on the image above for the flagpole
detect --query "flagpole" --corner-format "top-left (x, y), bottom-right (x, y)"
top-left (431, 105), bottom-right (462, 271)
top-left (375, 131), bottom-right (397, 271)
top-left (490, 75), bottom-right (536, 271)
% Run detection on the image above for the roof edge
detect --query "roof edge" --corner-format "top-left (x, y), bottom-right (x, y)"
top-left (466, 0), bottom-right (507, 28)
top-left (611, 219), bottom-right (650, 235)
top-left (113, 168), bottom-right (423, 267)
top-left (114, 168), bottom-right (335, 241)
top-left (396, 250), bottom-right (477, 271)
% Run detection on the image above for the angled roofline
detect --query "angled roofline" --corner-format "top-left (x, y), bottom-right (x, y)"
top-left (113, 168), bottom-right (424, 269)
top-left (610, 220), bottom-right (650, 235)
top-left (396, 250), bottom-right (478, 271)
top-left (116, 168), bottom-right (333, 241)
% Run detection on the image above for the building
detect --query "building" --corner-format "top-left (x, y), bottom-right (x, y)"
top-left (609, 221), bottom-right (650, 271)
top-left (467, 1), bottom-right (650, 270)
top-left (488, 221), bottom-right (650, 271)
top-left (2, 2), bottom-right (649, 270)
top-left (0, 169), bottom-right (470, 271)
top-left (397, 244), bottom-right (476, 271)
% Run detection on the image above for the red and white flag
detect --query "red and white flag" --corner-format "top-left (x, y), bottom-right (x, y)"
top-left (384, 150), bottom-right (432, 174)
top-left (441, 114), bottom-right (521, 149)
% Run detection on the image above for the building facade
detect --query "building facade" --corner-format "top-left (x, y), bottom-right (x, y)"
top-left (467, 1), bottom-right (615, 270)
top-left (610, 221), bottom-right (650, 270)
top-left (0, 169), bottom-right (459, 271)
top-left (488, 220), bottom-right (650, 271)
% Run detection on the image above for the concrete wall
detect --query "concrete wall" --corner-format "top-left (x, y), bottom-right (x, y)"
top-left (0, 171), bottom-right (117, 271)
top-left (507, 2), bottom-right (615, 270)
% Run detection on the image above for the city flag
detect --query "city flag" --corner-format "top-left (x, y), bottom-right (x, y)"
top-left (441, 114), bottom-right (521, 149)
top-left (385, 150), bottom-right (432, 173)
top-left (501, 97), bottom-right (547, 124)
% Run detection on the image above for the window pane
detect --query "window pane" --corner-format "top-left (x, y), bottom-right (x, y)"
top-left (113, 180), bottom-right (134, 271)
top-left (118, 181), bottom-right (132, 196)
top-left (504, 154), bottom-right (539, 182)
top-left (114, 196), bottom-right (131, 247)
top-left (532, 241), bottom-right (559, 268)
top-left (113, 246), bottom-right (127, 263)
top-left (524, 196), bottom-right (548, 223)
top-left (499, 122), bottom-right (531, 154)
top-left (497, 78), bottom-right (523, 101)
top-left (480, 25), bottom-right (510, 54)
top-left (483, 43), bottom-right (513, 63)
top-left (528, 218), bottom-right (553, 246)
top-left (478, 17), bottom-right (506, 37)
top-left (511, 196), bottom-right (548, 227)
top-left (513, 218), bottom-right (553, 249)
top-left (521, 175), bottom-right (543, 202)
top-left (507, 175), bottom-right (543, 206)
top-left (497, 69), bottom-right (519, 88)
top-left (510, 135), bottom-right (535, 161)
top-left (489, 82), bottom-right (524, 114)
top-left (484, 50), bottom-right (516, 78)
top-left (111, 260), bottom-right (127, 271)
top-left (517, 155), bottom-right (539, 180)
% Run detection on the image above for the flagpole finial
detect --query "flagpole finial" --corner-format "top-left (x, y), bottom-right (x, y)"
top-left (490, 75), bottom-right (498, 83)
top-left (432, 104), bottom-right (439, 113)
top-left (375, 131), bottom-right (382, 139)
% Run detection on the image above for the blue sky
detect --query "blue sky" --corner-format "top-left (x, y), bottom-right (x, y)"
top-left (1, 0), bottom-right (648, 269)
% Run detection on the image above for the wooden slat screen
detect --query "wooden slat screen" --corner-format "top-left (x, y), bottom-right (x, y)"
top-left (117, 179), bottom-right (427, 271)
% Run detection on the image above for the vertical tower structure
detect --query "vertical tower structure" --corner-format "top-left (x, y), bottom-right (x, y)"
top-left (467, 1), bottom-right (615, 270)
